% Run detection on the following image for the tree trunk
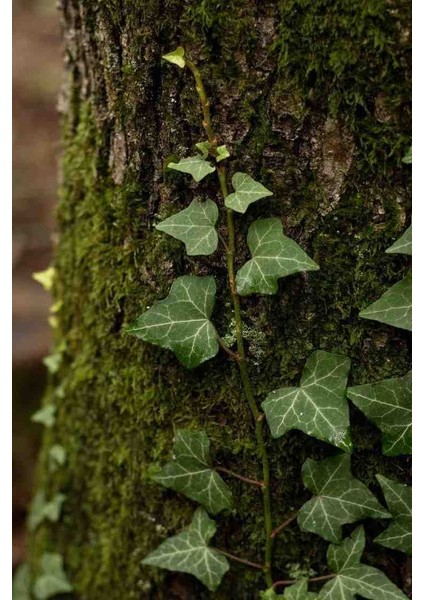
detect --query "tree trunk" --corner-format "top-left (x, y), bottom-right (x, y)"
top-left (29, 0), bottom-right (411, 598)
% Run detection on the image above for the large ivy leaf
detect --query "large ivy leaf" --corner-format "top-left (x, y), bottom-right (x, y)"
top-left (143, 508), bottom-right (229, 591)
top-left (168, 155), bottom-right (215, 182)
top-left (12, 564), bottom-right (31, 600)
top-left (236, 219), bottom-right (319, 295)
top-left (127, 275), bottom-right (219, 368)
top-left (298, 454), bottom-right (390, 542)
top-left (374, 475), bottom-right (411, 555)
top-left (27, 491), bottom-right (66, 532)
top-left (386, 226), bottom-right (412, 256)
top-left (319, 527), bottom-right (408, 599)
top-left (347, 372), bottom-right (411, 456)
top-left (359, 271), bottom-right (411, 331)
top-left (224, 172), bottom-right (272, 214)
top-left (33, 553), bottom-right (73, 600)
top-left (154, 430), bottom-right (232, 514)
top-left (156, 199), bottom-right (218, 256)
top-left (262, 351), bottom-right (352, 452)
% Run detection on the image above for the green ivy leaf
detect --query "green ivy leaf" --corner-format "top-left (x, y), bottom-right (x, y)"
top-left (279, 580), bottom-right (319, 599)
top-left (195, 141), bottom-right (211, 158)
top-left (33, 553), bottom-right (73, 600)
top-left (236, 218), bottom-right (319, 295)
top-left (224, 172), bottom-right (272, 214)
top-left (298, 454), bottom-right (390, 543)
top-left (319, 527), bottom-right (408, 599)
top-left (127, 275), bottom-right (219, 368)
top-left (262, 351), bottom-right (351, 452)
top-left (168, 155), bottom-right (216, 182)
top-left (374, 475), bottom-right (411, 555)
top-left (143, 508), bottom-right (229, 591)
top-left (347, 372), bottom-right (411, 456)
top-left (216, 145), bottom-right (230, 162)
top-left (402, 146), bottom-right (412, 164)
top-left (42, 353), bottom-right (62, 374)
top-left (12, 564), bottom-right (31, 600)
top-left (156, 199), bottom-right (219, 256)
top-left (27, 491), bottom-right (66, 532)
top-left (31, 405), bottom-right (56, 428)
top-left (32, 267), bottom-right (55, 291)
top-left (154, 430), bottom-right (232, 514)
top-left (386, 226), bottom-right (412, 256)
top-left (359, 271), bottom-right (411, 331)
top-left (162, 47), bottom-right (185, 69)
top-left (48, 444), bottom-right (67, 472)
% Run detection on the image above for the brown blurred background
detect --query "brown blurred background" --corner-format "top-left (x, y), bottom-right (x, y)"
top-left (13, 0), bottom-right (61, 568)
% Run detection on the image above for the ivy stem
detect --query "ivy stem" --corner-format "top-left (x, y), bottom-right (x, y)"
top-left (212, 549), bottom-right (264, 571)
top-left (186, 56), bottom-right (274, 587)
top-left (270, 513), bottom-right (298, 539)
top-left (273, 574), bottom-right (336, 588)
top-left (215, 466), bottom-right (265, 488)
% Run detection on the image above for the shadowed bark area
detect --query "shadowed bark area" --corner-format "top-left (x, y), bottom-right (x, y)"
top-left (29, 0), bottom-right (411, 598)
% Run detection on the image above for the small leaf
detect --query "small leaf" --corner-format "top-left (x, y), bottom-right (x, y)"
top-left (32, 267), bottom-right (55, 291)
top-left (195, 141), bottom-right (211, 158)
top-left (359, 271), bottom-right (411, 331)
top-left (347, 372), bottom-right (411, 456)
top-left (262, 351), bottom-right (351, 452)
top-left (42, 353), bottom-right (62, 374)
top-left (374, 475), bottom-right (411, 555)
top-left (402, 146), bottom-right (412, 164)
top-left (27, 491), bottom-right (66, 532)
top-left (33, 553), bottom-right (73, 600)
top-left (156, 199), bottom-right (219, 256)
top-left (225, 172), bottom-right (272, 214)
top-left (143, 508), bottom-right (229, 591)
top-left (31, 405), bottom-right (57, 428)
top-left (386, 226), bottom-right (412, 256)
top-left (319, 527), bottom-right (408, 599)
top-left (13, 564), bottom-right (31, 600)
top-left (298, 454), bottom-right (390, 542)
top-left (162, 46), bottom-right (185, 69)
top-left (281, 580), bottom-right (319, 599)
top-left (236, 219), bottom-right (319, 295)
top-left (154, 430), bottom-right (232, 514)
top-left (48, 444), bottom-right (67, 472)
top-left (216, 145), bottom-right (230, 162)
top-left (127, 275), bottom-right (219, 368)
top-left (168, 155), bottom-right (216, 182)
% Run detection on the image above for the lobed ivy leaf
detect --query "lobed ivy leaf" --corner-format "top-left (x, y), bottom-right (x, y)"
top-left (269, 580), bottom-right (318, 599)
top-left (162, 46), bottom-right (185, 69)
top-left (12, 564), bottom-right (31, 600)
top-left (143, 508), bottom-right (229, 591)
top-left (168, 155), bottom-right (215, 182)
top-left (48, 444), bottom-right (67, 472)
top-left (42, 352), bottom-right (62, 374)
top-left (127, 275), bottom-right (219, 368)
top-left (32, 266), bottom-right (55, 291)
top-left (156, 199), bottom-right (219, 256)
top-left (225, 172), bottom-right (272, 214)
top-left (298, 454), bottom-right (390, 542)
top-left (262, 351), bottom-right (352, 452)
top-left (195, 141), bottom-right (211, 158)
top-left (31, 405), bottom-right (57, 428)
top-left (402, 146), bottom-right (412, 164)
top-left (319, 527), bottom-right (408, 599)
top-left (27, 491), bottom-right (66, 532)
top-left (154, 429), bottom-right (232, 514)
top-left (236, 218), bottom-right (319, 295)
top-left (347, 372), bottom-right (411, 456)
top-left (359, 271), bottom-right (411, 331)
top-left (386, 226), bottom-right (411, 256)
top-left (374, 475), bottom-right (411, 555)
top-left (216, 145), bottom-right (230, 162)
top-left (33, 553), bottom-right (73, 600)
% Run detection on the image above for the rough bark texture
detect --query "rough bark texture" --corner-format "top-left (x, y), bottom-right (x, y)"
top-left (30, 1), bottom-right (411, 598)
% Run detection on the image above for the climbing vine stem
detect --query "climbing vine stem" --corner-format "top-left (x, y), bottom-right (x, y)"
top-left (187, 56), bottom-right (274, 587)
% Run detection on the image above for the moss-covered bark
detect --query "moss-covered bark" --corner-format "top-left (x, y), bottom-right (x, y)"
top-left (29, 0), bottom-right (411, 598)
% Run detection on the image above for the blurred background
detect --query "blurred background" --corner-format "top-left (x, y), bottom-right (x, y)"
top-left (13, 0), bottom-right (61, 568)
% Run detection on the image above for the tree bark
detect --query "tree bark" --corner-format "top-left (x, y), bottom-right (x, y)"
top-left (30, 0), bottom-right (411, 598)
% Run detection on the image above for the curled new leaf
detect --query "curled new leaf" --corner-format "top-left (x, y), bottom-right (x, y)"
top-left (374, 475), bottom-right (411, 555)
top-left (359, 271), bottom-right (412, 331)
top-left (143, 508), bottom-right (229, 591)
top-left (162, 47), bottom-right (185, 69)
top-left (154, 429), bottom-right (232, 514)
top-left (225, 172), bottom-right (272, 214)
top-left (156, 199), bottom-right (219, 256)
top-left (319, 527), bottom-right (408, 599)
top-left (127, 275), bottom-right (219, 368)
top-left (168, 155), bottom-right (215, 182)
top-left (347, 372), bottom-right (411, 456)
top-left (298, 454), bottom-right (390, 542)
top-left (236, 218), bottom-right (319, 295)
top-left (262, 351), bottom-right (351, 452)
